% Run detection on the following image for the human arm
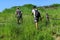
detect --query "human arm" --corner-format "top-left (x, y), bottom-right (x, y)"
top-left (32, 10), bottom-right (34, 15)
top-left (15, 11), bottom-right (17, 17)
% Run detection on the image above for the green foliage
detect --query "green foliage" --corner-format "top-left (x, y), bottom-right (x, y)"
top-left (23, 4), bottom-right (36, 9)
top-left (0, 4), bottom-right (60, 40)
top-left (50, 4), bottom-right (60, 7)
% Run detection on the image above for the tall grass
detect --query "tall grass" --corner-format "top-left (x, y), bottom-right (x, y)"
top-left (0, 4), bottom-right (60, 40)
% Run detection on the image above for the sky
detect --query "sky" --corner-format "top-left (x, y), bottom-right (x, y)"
top-left (0, 0), bottom-right (60, 12)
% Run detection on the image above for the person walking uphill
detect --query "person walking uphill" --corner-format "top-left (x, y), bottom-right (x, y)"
top-left (32, 6), bottom-right (40, 29)
top-left (46, 13), bottom-right (50, 25)
top-left (15, 8), bottom-right (23, 24)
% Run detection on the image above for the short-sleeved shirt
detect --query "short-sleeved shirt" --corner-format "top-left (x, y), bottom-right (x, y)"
top-left (16, 9), bottom-right (21, 15)
top-left (16, 9), bottom-right (22, 18)
top-left (32, 9), bottom-right (38, 17)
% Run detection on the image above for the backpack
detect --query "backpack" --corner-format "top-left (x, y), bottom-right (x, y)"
top-left (35, 9), bottom-right (40, 17)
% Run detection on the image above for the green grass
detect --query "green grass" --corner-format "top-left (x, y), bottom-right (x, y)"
top-left (0, 4), bottom-right (60, 40)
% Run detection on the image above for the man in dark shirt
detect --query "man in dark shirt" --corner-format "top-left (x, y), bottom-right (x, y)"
top-left (46, 13), bottom-right (49, 25)
top-left (15, 8), bottom-right (22, 24)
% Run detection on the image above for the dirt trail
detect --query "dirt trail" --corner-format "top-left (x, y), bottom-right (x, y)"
top-left (55, 36), bottom-right (60, 40)
top-left (53, 35), bottom-right (60, 40)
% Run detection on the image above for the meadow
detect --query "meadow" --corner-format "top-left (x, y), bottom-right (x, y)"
top-left (0, 4), bottom-right (60, 40)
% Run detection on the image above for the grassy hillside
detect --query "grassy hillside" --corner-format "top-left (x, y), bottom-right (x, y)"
top-left (0, 4), bottom-right (60, 40)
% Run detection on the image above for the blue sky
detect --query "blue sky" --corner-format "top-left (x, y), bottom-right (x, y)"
top-left (0, 0), bottom-right (60, 12)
